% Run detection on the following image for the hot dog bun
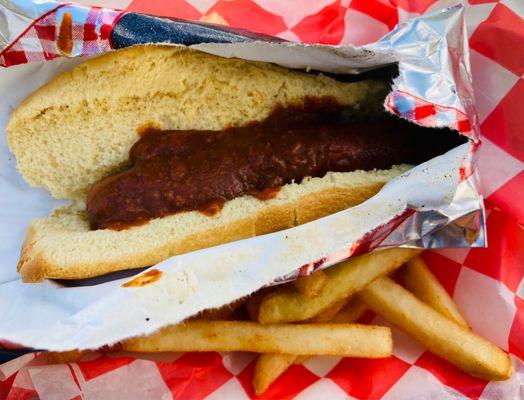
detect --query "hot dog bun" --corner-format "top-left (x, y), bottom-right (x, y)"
top-left (7, 45), bottom-right (387, 200)
top-left (7, 45), bottom-right (404, 282)
top-left (19, 167), bottom-right (408, 281)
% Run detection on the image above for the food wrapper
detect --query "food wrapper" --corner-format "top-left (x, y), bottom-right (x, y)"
top-left (0, 0), bottom-right (523, 399)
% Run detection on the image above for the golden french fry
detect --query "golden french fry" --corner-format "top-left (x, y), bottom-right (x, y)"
top-left (123, 320), bottom-right (392, 357)
top-left (294, 299), bottom-right (368, 365)
top-left (295, 300), bottom-right (367, 365)
top-left (359, 277), bottom-right (512, 381)
top-left (251, 295), bottom-right (343, 395)
top-left (401, 256), bottom-right (469, 328)
top-left (253, 299), bottom-right (367, 395)
top-left (307, 299), bottom-right (348, 323)
top-left (293, 270), bottom-right (327, 298)
top-left (253, 353), bottom-right (297, 395)
top-left (258, 248), bottom-right (419, 324)
top-left (330, 298), bottom-right (368, 324)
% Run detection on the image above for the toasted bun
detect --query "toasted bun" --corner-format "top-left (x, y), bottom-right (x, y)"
top-left (8, 45), bottom-right (398, 281)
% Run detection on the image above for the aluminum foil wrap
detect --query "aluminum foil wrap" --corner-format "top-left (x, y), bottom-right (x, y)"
top-left (0, 2), bottom-right (484, 350)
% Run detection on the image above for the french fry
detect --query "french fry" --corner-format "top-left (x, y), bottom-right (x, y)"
top-left (251, 297), bottom-right (348, 395)
top-left (307, 299), bottom-right (348, 323)
top-left (330, 298), bottom-right (368, 324)
top-left (400, 256), bottom-right (469, 328)
top-left (359, 277), bottom-right (512, 381)
top-left (294, 300), bottom-right (367, 365)
top-left (293, 270), bottom-right (327, 298)
top-left (258, 248), bottom-right (419, 324)
top-left (253, 354), bottom-right (297, 395)
top-left (123, 320), bottom-right (392, 357)
top-left (253, 299), bottom-right (367, 395)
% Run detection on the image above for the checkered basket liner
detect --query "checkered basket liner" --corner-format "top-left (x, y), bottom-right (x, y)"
top-left (0, 0), bottom-right (523, 399)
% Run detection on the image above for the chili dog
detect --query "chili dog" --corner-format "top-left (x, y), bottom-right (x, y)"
top-left (7, 45), bottom-right (464, 281)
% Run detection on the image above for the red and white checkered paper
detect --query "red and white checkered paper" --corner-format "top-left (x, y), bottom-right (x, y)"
top-left (0, 4), bottom-right (124, 67)
top-left (1, 0), bottom-right (523, 399)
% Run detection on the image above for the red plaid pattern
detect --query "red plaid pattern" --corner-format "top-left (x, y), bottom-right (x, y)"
top-left (1, 0), bottom-right (524, 399)
top-left (79, 6), bottom-right (125, 56)
top-left (0, 4), bottom-right (125, 67)
top-left (385, 90), bottom-right (478, 181)
top-left (386, 91), bottom-right (474, 137)
top-left (0, 5), bottom-right (65, 67)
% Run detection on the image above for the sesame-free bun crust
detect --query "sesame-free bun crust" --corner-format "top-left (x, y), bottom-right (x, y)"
top-left (7, 45), bottom-right (400, 281)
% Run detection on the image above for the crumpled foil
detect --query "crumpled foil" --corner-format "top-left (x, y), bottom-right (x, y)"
top-left (0, 3), bottom-right (485, 350)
